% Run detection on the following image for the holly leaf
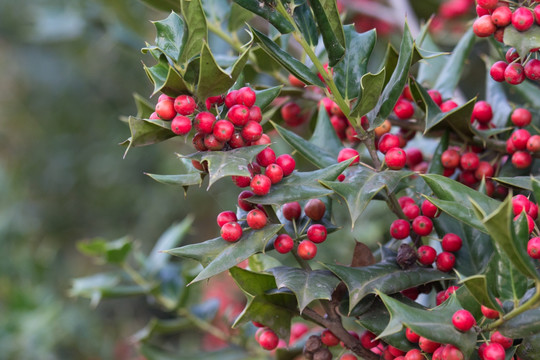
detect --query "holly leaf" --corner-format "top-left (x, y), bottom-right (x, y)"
top-left (378, 292), bottom-right (478, 358)
top-left (182, 145), bottom-right (267, 189)
top-left (133, 93), bottom-right (155, 119)
top-left (309, 104), bottom-right (344, 159)
top-left (77, 236), bottom-right (132, 264)
top-left (151, 12), bottom-right (185, 63)
top-left (250, 27), bottom-right (325, 87)
top-left (323, 260), bottom-right (455, 313)
top-left (233, 0), bottom-right (294, 34)
top-left (248, 159), bottom-right (354, 205)
top-left (487, 249), bottom-right (528, 302)
top-left (143, 56), bottom-right (191, 97)
top-left (267, 266), bottom-right (340, 312)
top-left (510, 80), bottom-right (540, 109)
top-left (333, 26), bottom-right (376, 101)
top-left (504, 25), bottom-right (540, 62)
top-left (416, 33), bottom-right (447, 89)
top-left (120, 116), bottom-right (175, 157)
top-left (179, 0), bottom-right (207, 67)
top-left (499, 306), bottom-right (540, 339)
top-left (471, 195), bottom-right (540, 281)
top-left (165, 224), bottom-right (283, 284)
top-left (310, 0), bottom-right (345, 66)
top-left (459, 275), bottom-right (502, 312)
top-left (230, 267), bottom-right (296, 340)
top-left (516, 333), bottom-right (540, 360)
top-left (349, 68), bottom-right (386, 119)
top-left (320, 166), bottom-right (412, 227)
top-left (254, 86), bottom-right (283, 111)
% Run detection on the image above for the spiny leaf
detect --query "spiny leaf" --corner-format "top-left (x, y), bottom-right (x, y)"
top-left (120, 116), bottom-right (175, 156)
top-left (233, 0), bottom-right (295, 34)
top-left (310, 0), bottom-right (346, 66)
top-left (179, 0), bottom-right (208, 67)
top-left (151, 12), bottom-right (185, 63)
top-left (349, 68), bottom-right (385, 119)
top-left (143, 56), bottom-right (191, 97)
top-left (504, 25), bottom-right (540, 62)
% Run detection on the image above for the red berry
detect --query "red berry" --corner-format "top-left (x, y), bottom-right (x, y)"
top-left (227, 104), bottom-right (250, 126)
top-left (276, 154), bottom-right (295, 176)
top-left (511, 129), bottom-right (531, 150)
top-left (491, 6), bottom-right (512, 26)
top-left (441, 100), bottom-right (459, 112)
top-left (229, 132), bottom-right (246, 149)
top-left (289, 323), bottom-right (309, 344)
top-left (173, 95), bottom-right (196, 115)
top-left (258, 329), bottom-right (279, 350)
top-left (217, 211), bottom-right (237, 227)
top-left (477, 0), bottom-right (498, 9)
top-left (418, 245), bottom-right (437, 265)
top-left (506, 48), bottom-right (520, 63)
top-left (238, 190), bottom-right (255, 211)
top-left (388, 345), bottom-right (405, 357)
top-left (436, 251), bottom-right (456, 272)
top-left (241, 120), bottom-right (263, 142)
top-left (340, 355), bottom-right (357, 360)
top-left (158, 94), bottom-right (173, 102)
top-left (282, 202), bottom-right (301, 221)
top-left (288, 74), bottom-right (306, 88)
top-left (442, 233), bottom-right (463, 252)
top-left (281, 102), bottom-right (304, 127)
top-left (274, 234), bottom-right (294, 254)
top-left (394, 100), bottom-right (415, 119)
top-left (250, 174), bottom-right (272, 196)
top-left (402, 84), bottom-right (413, 100)
top-left (481, 304), bottom-right (500, 319)
top-left (390, 219), bottom-right (410, 239)
top-left (204, 134), bottom-right (225, 151)
top-left (441, 149), bottom-right (461, 168)
top-left (307, 224), bottom-right (327, 244)
top-left (249, 106), bottom-right (262, 123)
top-left (491, 331), bottom-right (513, 349)
top-left (405, 349), bottom-right (423, 360)
top-left (527, 237), bottom-right (540, 259)
top-left (265, 164), bottom-right (283, 184)
top-left (505, 63), bottom-right (526, 85)
top-left (378, 133), bottom-right (400, 154)
top-left (386, 147), bottom-right (407, 170)
top-left (321, 329), bottom-right (340, 346)
top-left (452, 309), bottom-right (476, 331)
top-left (418, 336), bottom-right (441, 353)
top-left (473, 15), bottom-right (496, 37)
top-left (155, 99), bottom-right (176, 120)
top-left (297, 240), bottom-right (317, 260)
top-left (221, 221), bottom-right (243, 242)
top-left (421, 199), bottom-right (440, 218)
top-left (149, 111), bottom-right (160, 120)
top-left (475, 161), bottom-right (494, 180)
top-left (441, 345), bottom-right (464, 360)
top-left (360, 331), bottom-right (379, 349)
top-left (171, 115), bottom-right (192, 135)
top-left (525, 59), bottom-right (540, 81)
top-left (337, 147), bottom-right (360, 165)
top-left (406, 147), bottom-right (423, 167)
top-left (237, 87), bottom-right (256, 107)
top-left (510, 108), bottom-right (532, 128)
top-left (460, 152), bottom-right (480, 171)
top-left (490, 61), bottom-right (508, 82)
top-left (405, 328), bottom-right (420, 343)
top-left (225, 90), bottom-right (239, 108)
top-left (398, 196), bottom-right (416, 208)
top-left (212, 119), bottom-right (234, 142)
top-left (472, 101), bottom-right (493, 124)
top-left (482, 343), bottom-right (505, 360)
top-left (529, 203), bottom-right (539, 220)
top-left (304, 199), bottom-right (326, 221)
top-left (511, 151), bottom-right (532, 169)
top-left (428, 89), bottom-right (443, 106)
top-left (232, 175), bottom-right (251, 188)
top-left (403, 204), bottom-right (420, 220)
top-left (256, 148), bottom-right (276, 167)
top-left (512, 7), bottom-right (534, 31)
top-left (512, 194), bottom-right (531, 215)
top-left (205, 94), bottom-right (224, 110)
top-left (194, 112), bottom-right (216, 134)
top-left (252, 133), bottom-right (271, 146)
top-left (247, 209), bottom-right (267, 229)
top-left (412, 216), bottom-right (433, 236)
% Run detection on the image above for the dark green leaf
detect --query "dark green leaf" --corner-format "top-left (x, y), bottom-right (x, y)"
top-left (196, 41), bottom-right (251, 101)
top-left (228, 2), bottom-right (254, 32)
top-left (120, 117), bottom-right (175, 155)
top-left (248, 253), bottom-right (282, 272)
top-left (489, 252), bottom-right (528, 301)
top-left (378, 292), bottom-right (477, 358)
top-left (504, 25), bottom-right (540, 61)
top-left (499, 306), bottom-right (540, 338)
top-left (143, 56), bottom-right (191, 97)
top-left (379, 44), bottom-right (399, 88)
top-left (167, 224), bottom-right (282, 284)
top-left (272, 121), bottom-right (337, 168)
top-left (309, 104), bottom-right (343, 159)
top-left (310, 0), bottom-right (345, 66)
top-left (323, 261), bottom-right (455, 313)
top-left (472, 195), bottom-right (540, 281)
top-left (367, 22), bottom-right (414, 129)
top-left (183, 144), bottom-right (267, 189)
top-left (426, 197), bottom-right (487, 232)
top-left (532, 177), bottom-right (540, 204)
top-left (510, 80), bottom-right (540, 109)
top-left (250, 27), bottom-right (325, 87)
top-left (333, 26), bottom-right (376, 101)
top-left (152, 12), bottom-right (185, 63)
top-left (433, 28), bottom-right (475, 100)
top-left (78, 236), bottom-right (133, 264)
top-left (254, 86), bottom-right (283, 110)
top-left (349, 68), bottom-right (386, 119)
top-left (459, 275), bottom-right (501, 312)
top-left (293, 2), bottom-right (318, 47)
top-left (249, 159), bottom-right (354, 205)
top-left (179, 0), bottom-right (208, 67)
top-left (233, 0), bottom-right (294, 34)
top-left (267, 266), bottom-right (340, 312)
top-left (492, 176), bottom-right (533, 190)
top-left (145, 172), bottom-right (203, 188)
top-left (416, 33), bottom-right (447, 88)
top-left (133, 93), bottom-right (156, 119)
top-left (230, 267), bottom-right (296, 340)
top-left (320, 167), bottom-right (412, 227)
top-left (517, 333), bottom-right (540, 360)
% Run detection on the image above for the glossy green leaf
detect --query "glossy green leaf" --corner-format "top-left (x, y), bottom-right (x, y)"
top-left (504, 25), bottom-right (540, 61)
top-left (233, 0), bottom-right (294, 33)
top-left (145, 172), bottom-right (203, 188)
top-left (133, 93), bottom-right (155, 119)
top-left (349, 68), bottom-right (386, 119)
top-left (196, 41), bottom-right (250, 101)
top-left (532, 177), bottom-right (540, 204)
top-left (356, 296), bottom-right (415, 351)
top-left (516, 333), bottom-right (540, 360)
top-left (138, 0), bottom-right (181, 12)
top-left (416, 33), bottom-right (447, 88)
top-left (378, 292), bottom-right (477, 358)
top-left (379, 44), bottom-right (399, 88)
top-left (254, 86), bottom-right (283, 110)
top-left (320, 167), bottom-right (412, 227)
top-left (433, 28), bottom-right (475, 99)
top-left (267, 267), bottom-right (340, 312)
top-left (492, 176), bottom-right (533, 190)
top-left (78, 236), bottom-right (132, 264)
top-left (459, 275), bottom-right (501, 311)
top-left (272, 121), bottom-right (338, 168)
top-left (310, 0), bottom-right (345, 66)
top-left (499, 306), bottom-right (540, 338)
top-left (309, 104), bottom-right (343, 159)
top-left (227, 2), bottom-right (254, 32)
top-left (366, 22), bottom-right (414, 129)
top-left (248, 253), bottom-right (282, 272)
top-left (486, 62), bottom-right (512, 128)
top-left (488, 252), bottom-right (528, 301)
top-left (230, 267), bottom-right (296, 340)
top-left (152, 12), bottom-right (185, 63)
top-left (472, 195), bottom-right (540, 281)
top-left (293, 2), bottom-right (318, 47)
top-left (510, 80), bottom-right (540, 109)
top-left (143, 56), bottom-right (191, 96)
top-left (166, 224), bottom-right (282, 284)
top-left (333, 26), bottom-right (376, 101)
top-left (426, 197), bottom-right (487, 232)
top-left (250, 27), bottom-right (325, 87)
top-left (120, 117), bottom-right (175, 156)
top-left (323, 261), bottom-right (455, 313)
top-left (249, 159), bottom-right (353, 205)
top-left (179, 0), bottom-right (208, 67)
top-left (183, 145), bottom-right (267, 189)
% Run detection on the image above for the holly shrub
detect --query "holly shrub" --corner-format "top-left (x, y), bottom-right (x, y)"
top-left (72, 0), bottom-right (540, 359)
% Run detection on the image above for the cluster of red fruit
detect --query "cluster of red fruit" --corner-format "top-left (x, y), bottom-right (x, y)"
top-left (253, 321), bottom-right (310, 352)
top-left (275, 199), bottom-right (328, 260)
top-left (471, 0), bottom-right (540, 84)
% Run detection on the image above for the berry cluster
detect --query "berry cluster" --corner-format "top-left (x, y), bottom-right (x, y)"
top-left (253, 321), bottom-right (310, 352)
top-left (471, 0), bottom-right (540, 84)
